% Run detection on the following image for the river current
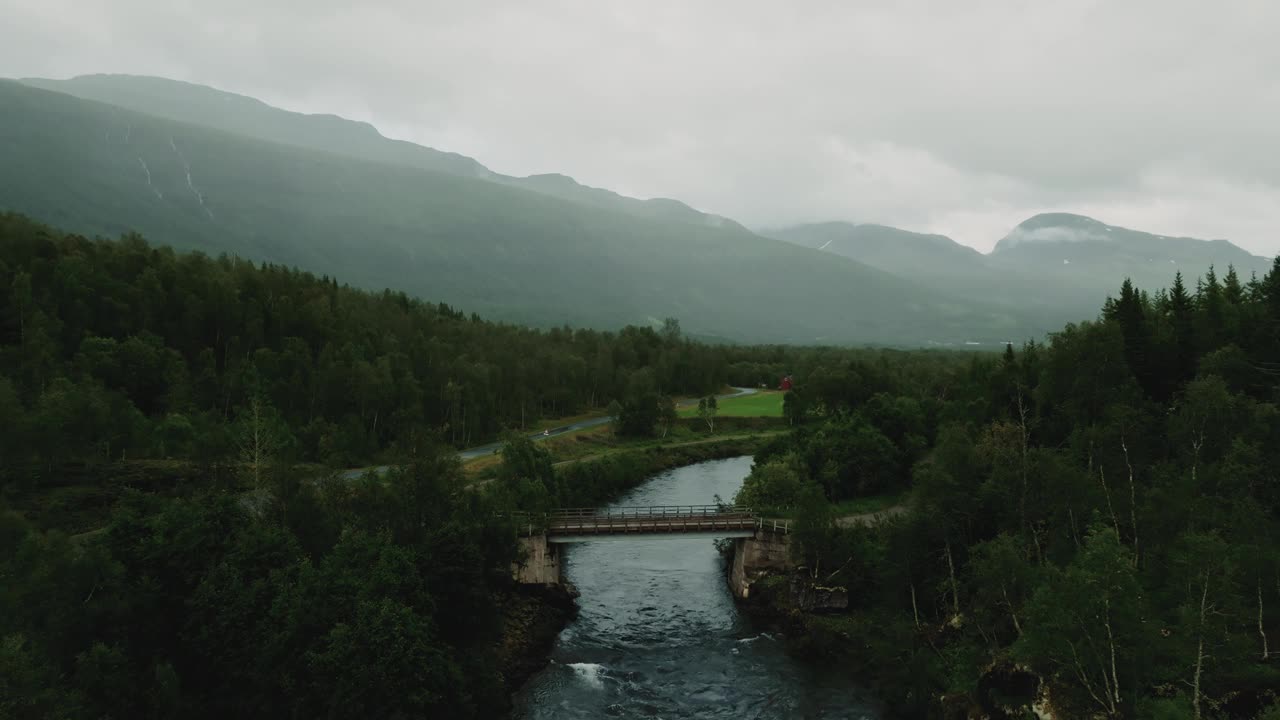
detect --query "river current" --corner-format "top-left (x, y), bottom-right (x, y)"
top-left (513, 456), bottom-right (883, 719)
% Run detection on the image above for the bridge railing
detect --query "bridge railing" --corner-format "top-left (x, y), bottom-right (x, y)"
top-left (509, 506), bottom-right (792, 536)
top-left (546, 504), bottom-right (752, 522)
top-left (755, 517), bottom-right (792, 534)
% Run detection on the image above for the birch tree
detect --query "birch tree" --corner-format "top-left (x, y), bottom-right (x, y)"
top-left (697, 395), bottom-right (717, 434)
top-left (656, 395), bottom-right (677, 438)
top-left (968, 533), bottom-right (1036, 641)
top-left (1171, 532), bottom-right (1235, 720)
top-left (235, 394), bottom-right (290, 486)
top-left (1017, 526), bottom-right (1141, 718)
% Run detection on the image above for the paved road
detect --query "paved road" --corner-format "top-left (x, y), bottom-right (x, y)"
top-left (340, 386), bottom-right (761, 479)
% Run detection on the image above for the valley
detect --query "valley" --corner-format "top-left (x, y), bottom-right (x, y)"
top-left (0, 77), bottom-right (1022, 347)
top-left (2, 57), bottom-right (1279, 720)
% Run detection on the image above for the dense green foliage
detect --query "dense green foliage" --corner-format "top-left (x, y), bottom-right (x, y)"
top-left (2, 444), bottom-right (530, 718)
top-left (0, 79), bottom-right (1022, 345)
top-left (6, 200), bottom-right (1278, 718)
top-left (0, 213), bottom-right (859, 719)
top-left (0, 213), bottom-right (744, 476)
top-left (739, 259), bottom-right (1280, 717)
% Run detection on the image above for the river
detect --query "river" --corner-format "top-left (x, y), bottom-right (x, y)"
top-left (513, 456), bottom-right (884, 719)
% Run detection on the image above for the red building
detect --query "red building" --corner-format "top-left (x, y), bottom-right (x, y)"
top-left (779, 375), bottom-right (793, 391)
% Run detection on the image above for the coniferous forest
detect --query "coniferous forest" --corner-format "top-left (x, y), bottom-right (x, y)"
top-left (0, 211), bottom-right (746, 469)
top-left (738, 257), bottom-right (1280, 716)
top-left (2, 210), bottom-right (1280, 718)
top-left (0, 213), bottom-right (930, 718)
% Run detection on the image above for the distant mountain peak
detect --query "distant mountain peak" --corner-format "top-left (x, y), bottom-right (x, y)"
top-left (991, 213), bottom-right (1266, 257)
top-left (1017, 212), bottom-right (1107, 230)
top-left (987, 213), bottom-right (1268, 295)
top-left (995, 213), bottom-right (1119, 251)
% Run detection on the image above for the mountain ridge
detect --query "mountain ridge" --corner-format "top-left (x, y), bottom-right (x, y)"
top-left (0, 78), bottom-right (1022, 345)
top-left (12, 73), bottom-right (1268, 346)
top-left (19, 74), bottom-right (742, 231)
top-left (771, 214), bottom-right (1273, 328)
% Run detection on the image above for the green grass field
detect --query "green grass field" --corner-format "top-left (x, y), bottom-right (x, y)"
top-left (678, 391), bottom-right (784, 418)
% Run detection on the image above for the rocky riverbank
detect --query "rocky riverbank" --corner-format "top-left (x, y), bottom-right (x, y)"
top-left (496, 583), bottom-right (580, 701)
top-left (731, 569), bottom-right (1056, 720)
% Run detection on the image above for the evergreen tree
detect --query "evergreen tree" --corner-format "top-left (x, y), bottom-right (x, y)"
top-left (1168, 271), bottom-right (1197, 387)
top-left (1106, 278), bottom-right (1153, 397)
top-left (1223, 264), bottom-right (1245, 306)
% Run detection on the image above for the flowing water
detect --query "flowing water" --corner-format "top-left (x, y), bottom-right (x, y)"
top-left (513, 456), bottom-right (884, 719)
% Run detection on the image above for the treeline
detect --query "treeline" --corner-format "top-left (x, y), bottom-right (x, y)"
top-left (3, 441), bottom-right (535, 718)
top-left (0, 212), bottom-right (740, 474)
top-left (11, 208), bottom-right (1277, 717)
top-left (740, 260), bottom-right (1280, 717)
top-left (0, 212), bottom-right (933, 719)
top-left (0, 212), bottom-right (980, 480)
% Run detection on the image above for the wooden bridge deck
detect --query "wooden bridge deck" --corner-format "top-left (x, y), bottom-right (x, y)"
top-left (529, 505), bottom-right (789, 542)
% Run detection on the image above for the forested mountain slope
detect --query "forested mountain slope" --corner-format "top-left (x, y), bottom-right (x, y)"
top-left (735, 256), bottom-right (1280, 717)
top-left (0, 80), bottom-right (1020, 345)
top-left (768, 222), bottom-right (1010, 308)
top-left (0, 212), bottom-right (741, 469)
top-left (4, 208), bottom-right (1278, 719)
top-left (21, 74), bottom-right (746, 229)
top-left (770, 222), bottom-right (986, 274)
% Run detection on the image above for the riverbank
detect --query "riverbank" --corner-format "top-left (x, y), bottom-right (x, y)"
top-left (732, 564), bottom-right (1052, 720)
top-left (500, 438), bottom-right (779, 708)
top-left (463, 417), bottom-right (787, 477)
top-left (513, 456), bottom-right (883, 718)
top-left (551, 433), bottom-right (775, 508)
top-left (496, 583), bottom-right (581, 699)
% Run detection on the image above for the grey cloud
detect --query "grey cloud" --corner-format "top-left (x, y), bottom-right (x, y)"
top-left (1001, 226), bottom-right (1111, 249)
top-left (2, 0), bottom-right (1278, 255)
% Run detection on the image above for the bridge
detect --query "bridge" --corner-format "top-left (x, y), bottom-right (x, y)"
top-left (528, 505), bottom-right (788, 542)
top-left (513, 505), bottom-right (793, 596)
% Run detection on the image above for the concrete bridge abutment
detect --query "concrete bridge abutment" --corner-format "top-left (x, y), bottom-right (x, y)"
top-left (513, 534), bottom-right (562, 585)
top-left (512, 528), bottom-right (795, 593)
top-left (728, 529), bottom-right (792, 599)
top-left (509, 507), bottom-right (794, 591)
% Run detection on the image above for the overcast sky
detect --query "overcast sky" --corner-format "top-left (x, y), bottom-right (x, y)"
top-left (4, 0), bottom-right (1279, 255)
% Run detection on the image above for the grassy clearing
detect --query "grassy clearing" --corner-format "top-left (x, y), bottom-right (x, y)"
top-left (464, 424), bottom-right (787, 480)
top-left (678, 390), bottom-right (784, 418)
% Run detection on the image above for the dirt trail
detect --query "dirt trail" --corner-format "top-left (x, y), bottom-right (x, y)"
top-left (836, 504), bottom-right (908, 528)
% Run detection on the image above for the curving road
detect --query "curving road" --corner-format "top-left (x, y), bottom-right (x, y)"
top-left (340, 386), bottom-right (760, 479)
